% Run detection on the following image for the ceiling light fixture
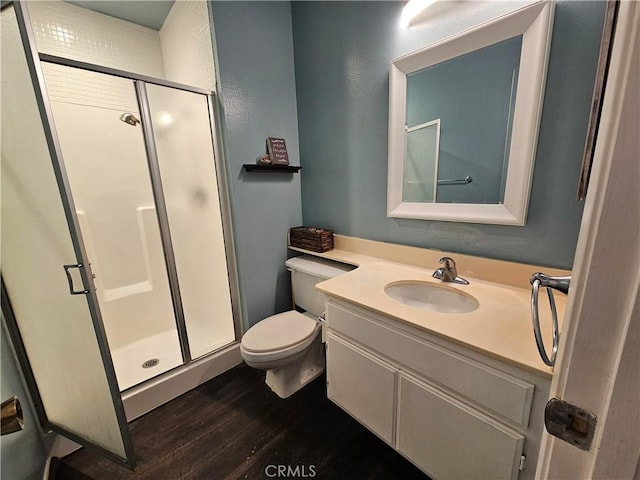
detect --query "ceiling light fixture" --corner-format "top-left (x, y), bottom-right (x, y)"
top-left (399, 0), bottom-right (442, 28)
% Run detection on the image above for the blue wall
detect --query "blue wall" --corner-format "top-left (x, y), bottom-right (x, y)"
top-left (1, 320), bottom-right (46, 480)
top-left (210, 2), bottom-right (302, 328)
top-left (292, 1), bottom-right (606, 269)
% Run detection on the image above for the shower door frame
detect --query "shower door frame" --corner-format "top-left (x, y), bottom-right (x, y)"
top-left (2, 0), bottom-right (137, 468)
top-left (35, 54), bottom-right (244, 362)
top-left (3, 0), bottom-right (242, 468)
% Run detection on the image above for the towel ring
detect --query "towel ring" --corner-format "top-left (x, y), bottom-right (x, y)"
top-left (531, 278), bottom-right (560, 367)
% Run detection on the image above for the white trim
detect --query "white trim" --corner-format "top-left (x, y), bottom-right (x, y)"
top-left (535, 1), bottom-right (640, 477)
top-left (42, 457), bottom-right (51, 480)
top-left (406, 119), bottom-right (439, 133)
top-left (388, 1), bottom-right (554, 225)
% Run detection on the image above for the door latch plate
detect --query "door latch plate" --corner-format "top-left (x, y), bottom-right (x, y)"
top-left (544, 398), bottom-right (596, 450)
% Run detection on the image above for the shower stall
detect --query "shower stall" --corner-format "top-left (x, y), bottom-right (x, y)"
top-left (39, 62), bottom-right (238, 390)
top-left (1, 1), bottom-right (241, 468)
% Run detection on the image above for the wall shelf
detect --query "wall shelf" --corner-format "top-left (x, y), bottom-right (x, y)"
top-left (243, 164), bottom-right (301, 173)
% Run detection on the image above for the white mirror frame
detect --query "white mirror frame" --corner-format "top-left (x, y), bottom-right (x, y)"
top-left (388, 1), bottom-right (555, 226)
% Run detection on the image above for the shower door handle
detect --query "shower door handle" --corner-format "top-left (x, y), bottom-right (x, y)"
top-left (63, 264), bottom-right (89, 295)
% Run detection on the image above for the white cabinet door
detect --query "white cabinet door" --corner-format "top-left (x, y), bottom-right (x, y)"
top-left (397, 373), bottom-right (525, 480)
top-left (326, 333), bottom-right (397, 445)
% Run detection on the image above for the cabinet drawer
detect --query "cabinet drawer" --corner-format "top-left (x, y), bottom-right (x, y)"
top-left (397, 373), bottom-right (524, 480)
top-left (327, 302), bottom-right (534, 426)
top-left (326, 333), bottom-right (396, 445)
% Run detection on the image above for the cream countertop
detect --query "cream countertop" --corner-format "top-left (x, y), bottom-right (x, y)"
top-left (290, 236), bottom-right (570, 378)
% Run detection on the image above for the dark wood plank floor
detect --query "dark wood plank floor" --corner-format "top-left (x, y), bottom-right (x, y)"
top-left (57, 365), bottom-right (429, 480)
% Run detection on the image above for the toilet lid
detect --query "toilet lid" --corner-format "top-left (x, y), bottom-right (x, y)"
top-left (242, 311), bottom-right (318, 353)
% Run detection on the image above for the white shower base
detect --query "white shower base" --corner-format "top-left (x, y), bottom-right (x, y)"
top-left (111, 330), bottom-right (183, 391)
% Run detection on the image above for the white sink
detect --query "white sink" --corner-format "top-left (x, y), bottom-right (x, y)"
top-left (384, 281), bottom-right (479, 314)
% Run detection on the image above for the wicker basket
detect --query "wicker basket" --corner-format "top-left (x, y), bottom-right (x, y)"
top-left (289, 226), bottom-right (334, 253)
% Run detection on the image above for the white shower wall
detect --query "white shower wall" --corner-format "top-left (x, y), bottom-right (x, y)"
top-left (41, 59), bottom-right (140, 112)
top-left (159, 1), bottom-right (216, 90)
top-left (28, 1), bottom-right (216, 90)
top-left (28, 0), bottom-right (165, 78)
top-left (41, 64), bottom-right (182, 357)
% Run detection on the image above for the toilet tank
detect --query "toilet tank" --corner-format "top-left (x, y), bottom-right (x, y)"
top-left (285, 255), bottom-right (354, 317)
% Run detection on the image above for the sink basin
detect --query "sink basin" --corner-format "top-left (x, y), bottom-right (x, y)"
top-left (384, 282), bottom-right (479, 314)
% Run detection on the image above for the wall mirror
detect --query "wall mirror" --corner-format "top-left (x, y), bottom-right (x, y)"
top-left (388, 1), bottom-right (554, 225)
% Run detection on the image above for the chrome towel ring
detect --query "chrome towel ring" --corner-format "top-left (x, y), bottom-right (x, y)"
top-left (530, 273), bottom-right (571, 367)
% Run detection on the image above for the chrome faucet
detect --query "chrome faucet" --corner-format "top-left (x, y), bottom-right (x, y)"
top-left (432, 257), bottom-right (469, 285)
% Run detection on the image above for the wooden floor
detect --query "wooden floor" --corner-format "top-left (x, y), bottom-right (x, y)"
top-left (58, 365), bottom-right (429, 480)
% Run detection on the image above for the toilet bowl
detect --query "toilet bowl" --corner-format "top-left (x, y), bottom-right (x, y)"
top-left (240, 255), bottom-right (354, 398)
top-left (241, 311), bottom-right (324, 398)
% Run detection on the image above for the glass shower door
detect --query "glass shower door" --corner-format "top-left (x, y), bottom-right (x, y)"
top-left (1, 3), bottom-right (134, 466)
top-left (39, 63), bottom-right (184, 390)
top-left (144, 84), bottom-right (236, 359)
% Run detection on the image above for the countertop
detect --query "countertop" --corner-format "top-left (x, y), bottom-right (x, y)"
top-left (290, 238), bottom-right (569, 378)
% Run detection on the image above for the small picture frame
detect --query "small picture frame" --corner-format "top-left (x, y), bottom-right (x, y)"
top-left (267, 137), bottom-right (289, 166)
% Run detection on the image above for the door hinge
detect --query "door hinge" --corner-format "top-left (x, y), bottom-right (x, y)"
top-left (519, 455), bottom-right (527, 472)
top-left (544, 398), bottom-right (597, 450)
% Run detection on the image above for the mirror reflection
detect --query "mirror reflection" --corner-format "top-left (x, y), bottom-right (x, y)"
top-left (404, 36), bottom-right (522, 204)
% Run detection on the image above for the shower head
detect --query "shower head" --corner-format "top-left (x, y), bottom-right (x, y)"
top-left (119, 113), bottom-right (140, 126)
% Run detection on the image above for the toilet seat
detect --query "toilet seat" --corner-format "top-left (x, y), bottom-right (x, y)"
top-left (241, 311), bottom-right (319, 364)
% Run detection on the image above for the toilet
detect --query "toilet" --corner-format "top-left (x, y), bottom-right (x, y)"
top-left (240, 255), bottom-right (354, 398)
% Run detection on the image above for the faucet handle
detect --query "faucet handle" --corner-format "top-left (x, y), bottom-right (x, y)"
top-left (434, 256), bottom-right (469, 285)
top-left (439, 257), bottom-right (456, 269)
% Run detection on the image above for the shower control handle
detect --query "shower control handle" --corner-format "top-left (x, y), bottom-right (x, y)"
top-left (63, 264), bottom-right (89, 295)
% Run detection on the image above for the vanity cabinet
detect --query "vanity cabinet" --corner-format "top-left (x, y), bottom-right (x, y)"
top-left (397, 373), bottom-right (524, 479)
top-left (324, 299), bottom-right (550, 480)
top-left (326, 334), bottom-right (396, 444)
